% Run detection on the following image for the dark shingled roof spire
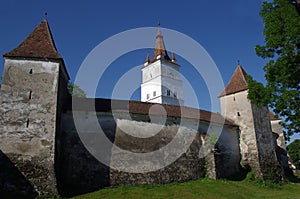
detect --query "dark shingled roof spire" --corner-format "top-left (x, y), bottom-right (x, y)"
top-left (3, 19), bottom-right (62, 60)
top-left (152, 21), bottom-right (171, 62)
top-left (219, 64), bottom-right (249, 97)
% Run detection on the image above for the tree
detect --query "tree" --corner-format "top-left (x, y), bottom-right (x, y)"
top-left (287, 139), bottom-right (300, 166)
top-left (290, 0), bottom-right (300, 14)
top-left (248, 0), bottom-right (300, 140)
top-left (67, 83), bottom-right (86, 98)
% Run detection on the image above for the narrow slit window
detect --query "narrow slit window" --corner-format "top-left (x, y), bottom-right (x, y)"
top-left (233, 96), bottom-right (235, 101)
top-left (237, 112), bottom-right (240, 116)
top-left (29, 69), bottom-right (33, 74)
top-left (26, 119), bottom-right (29, 128)
top-left (153, 91), bottom-right (156, 97)
top-left (147, 94), bottom-right (150, 99)
top-left (29, 90), bottom-right (32, 99)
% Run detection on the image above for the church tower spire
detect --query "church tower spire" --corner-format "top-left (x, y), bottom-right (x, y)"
top-left (141, 23), bottom-right (184, 106)
top-left (152, 22), bottom-right (171, 62)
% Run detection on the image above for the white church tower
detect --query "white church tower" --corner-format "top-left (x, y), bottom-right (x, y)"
top-left (141, 23), bottom-right (184, 106)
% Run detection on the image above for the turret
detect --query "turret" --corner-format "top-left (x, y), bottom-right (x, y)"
top-left (0, 18), bottom-right (69, 195)
top-left (219, 64), bottom-right (283, 182)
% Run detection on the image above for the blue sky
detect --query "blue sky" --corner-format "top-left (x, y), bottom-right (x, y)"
top-left (0, 0), bottom-right (266, 104)
top-left (0, 1), bottom-right (298, 141)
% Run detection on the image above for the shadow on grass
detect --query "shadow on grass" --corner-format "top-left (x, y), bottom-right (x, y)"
top-left (286, 169), bottom-right (300, 183)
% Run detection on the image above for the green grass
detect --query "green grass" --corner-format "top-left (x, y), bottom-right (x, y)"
top-left (72, 178), bottom-right (300, 199)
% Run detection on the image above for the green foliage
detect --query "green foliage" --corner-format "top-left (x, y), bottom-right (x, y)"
top-left (248, 0), bottom-right (300, 140)
top-left (287, 139), bottom-right (300, 164)
top-left (247, 76), bottom-right (270, 108)
top-left (206, 132), bottom-right (219, 148)
top-left (67, 82), bottom-right (86, 98)
top-left (203, 132), bottom-right (220, 156)
top-left (71, 178), bottom-right (300, 199)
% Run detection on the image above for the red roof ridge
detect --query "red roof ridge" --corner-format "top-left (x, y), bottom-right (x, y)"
top-left (3, 19), bottom-right (62, 60)
top-left (70, 98), bottom-right (237, 127)
top-left (219, 64), bottom-right (249, 97)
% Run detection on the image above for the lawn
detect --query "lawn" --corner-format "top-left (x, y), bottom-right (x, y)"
top-left (72, 178), bottom-right (300, 199)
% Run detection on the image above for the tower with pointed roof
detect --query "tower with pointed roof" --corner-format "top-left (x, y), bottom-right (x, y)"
top-left (0, 19), bottom-right (69, 195)
top-left (141, 24), bottom-right (184, 106)
top-left (219, 64), bottom-right (282, 181)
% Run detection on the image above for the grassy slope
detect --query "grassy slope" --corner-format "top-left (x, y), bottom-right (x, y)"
top-left (73, 178), bottom-right (300, 199)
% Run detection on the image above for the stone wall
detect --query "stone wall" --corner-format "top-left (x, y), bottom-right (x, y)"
top-left (271, 120), bottom-right (289, 174)
top-left (203, 125), bottom-right (242, 180)
top-left (220, 90), bottom-right (283, 181)
top-left (0, 77), bottom-right (284, 197)
top-left (110, 119), bottom-right (203, 186)
top-left (215, 126), bottom-right (242, 179)
top-left (58, 109), bottom-right (241, 196)
top-left (59, 111), bottom-right (205, 196)
top-left (56, 112), bottom-right (113, 197)
top-left (251, 104), bottom-right (282, 182)
top-left (0, 58), bottom-right (62, 196)
top-left (0, 90), bottom-right (57, 196)
top-left (271, 120), bottom-right (286, 150)
top-left (220, 91), bottom-right (261, 172)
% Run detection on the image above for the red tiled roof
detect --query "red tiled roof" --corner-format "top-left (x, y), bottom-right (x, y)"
top-left (219, 65), bottom-right (249, 97)
top-left (3, 19), bottom-right (62, 59)
top-left (269, 111), bottom-right (281, 121)
top-left (70, 98), bottom-right (237, 127)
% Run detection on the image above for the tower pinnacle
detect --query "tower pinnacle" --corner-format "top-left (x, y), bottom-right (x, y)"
top-left (44, 12), bottom-right (48, 20)
top-left (152, 21), bottom-right (170, 62)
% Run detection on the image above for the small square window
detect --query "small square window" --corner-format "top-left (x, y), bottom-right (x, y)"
top-left (153, 91), bottom-right (156, 97)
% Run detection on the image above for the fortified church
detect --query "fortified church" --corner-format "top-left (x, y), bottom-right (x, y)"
top-left (0, 19), bottom-right (289, 197)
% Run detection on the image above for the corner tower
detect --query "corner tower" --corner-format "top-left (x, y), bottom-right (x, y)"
top-left (219, 64), bottom-right (282, 181)
top-left (0, 19), bottom-right (69, 195)
top-left (141, 24), bottom-right (184, 106)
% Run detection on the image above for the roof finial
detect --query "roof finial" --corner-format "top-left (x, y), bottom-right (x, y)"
top-left (146, 53), bottom-right (150, 63)
top-left (44, 12), bottom-right (48, 20)
top-left (171, 51), bottom-right (176, 61)
top-left (237, 60), bottom-right (240, 66)
top-left (157, 20), bottom-right (162, 38)
top-left (144, 53), bottom-right (151, 66)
